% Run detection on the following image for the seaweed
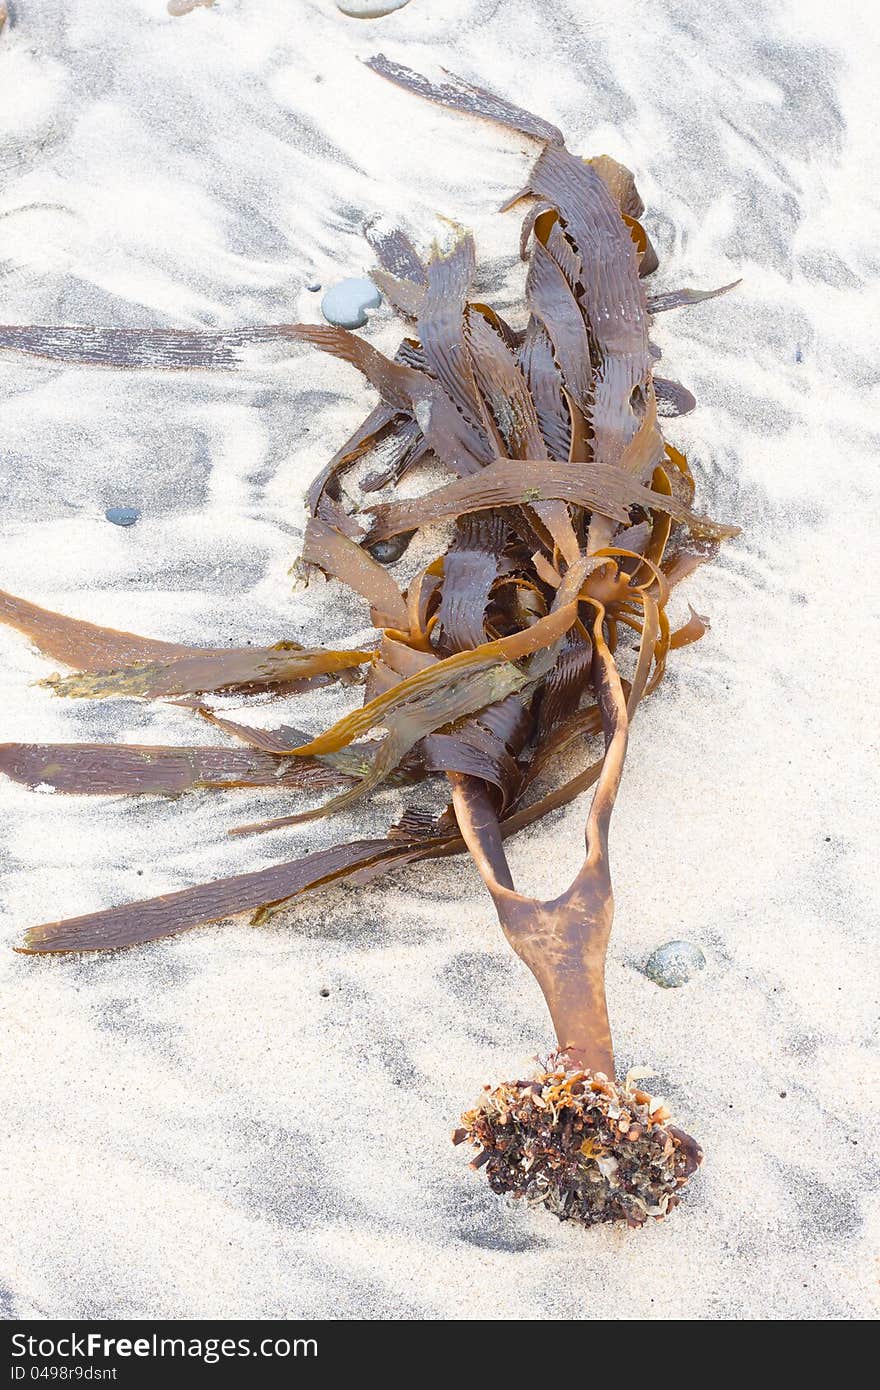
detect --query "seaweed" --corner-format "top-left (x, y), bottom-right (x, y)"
top-left (0, 588), bottom-right (369, 697)
top-left (0, 59), bottom-right (741, 1230)
top-left (0, 741), bottom-right (355, 796)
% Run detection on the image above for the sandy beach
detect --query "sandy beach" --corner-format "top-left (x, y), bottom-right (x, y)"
top-left (1, 0), bottom-right (877, 1320)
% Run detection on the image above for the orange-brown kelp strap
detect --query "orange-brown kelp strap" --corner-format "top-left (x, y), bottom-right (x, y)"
top-left (301, 517), bottom-right (410, 632)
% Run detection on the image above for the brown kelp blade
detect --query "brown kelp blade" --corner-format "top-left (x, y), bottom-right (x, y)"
top-left (465, 310), bottom-right (545, 459)
top-left (0, 588), bottom-right (193, 669)
top-left (646, 281), bottom-right (741, 314)
top-left (536, 628), bottom-right (593, 739)
top-left (290, 322), bottom-right (495, 475)
top-left (366, 54), bottom-right (564, 145)
top-left (669, 606), bottom-right (710, 650)
top-left (300, 517), bottom-right (409, 632)
top-left (360, 418), bottom-right (428, 494)
top-left (365, 459), bottom-right (737, 543)
top-left (364, 221), bottom-right (427, 286)
top-left (181, 704), bottom-right (313, 755)
top-left (422, 726), bottom-right (521, 813)
top-left (518, 322), bottom-right (571, 460)
top-left (286, 323), bottom-right (424, 413)
top-left (16, 838), bottom-right (424, 954)
top-left (0, 742), bottom-right (354, 796)
top-left (588, 155), bottom-right (645, 220)
top-left (525, 233), bottom-right (592, 414)
top-left (0, 588), bottom-right (369, 696)
top-left (435, 512), bottom-right (507, 654)
top-left (654, 378), bottom-right (697, 416)
top-left (418, 230), bottom-right (485, 429)
top-left (305, 401), bottom-right (401, 516)
top-left (41, 645), bottom-right (371, 699)
top-left (0, 324), bottom-right (305, 369)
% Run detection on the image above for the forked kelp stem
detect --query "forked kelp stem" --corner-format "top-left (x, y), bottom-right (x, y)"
top-left (450, 604), bottom-right (626, 1077)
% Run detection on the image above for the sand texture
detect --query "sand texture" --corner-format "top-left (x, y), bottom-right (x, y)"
top-left (1, 0), bottom-right (878, 1320)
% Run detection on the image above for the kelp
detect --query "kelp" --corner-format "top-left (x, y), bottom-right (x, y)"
top-left (363, 457), bottom-right (735, 543)
top-left (0, 588), bottom-right (196, 669)
top-left (0, 323), bottom-right (305, 369)
top-left (435, 513), bottom-right (507, 654)
top-left (646, 280), bottom-right (741, 314)
top-left (1, 59), bottom-right (741, 1231)
top-left (19, 838), bottom-right (426, 954)
top-left (654, 377), bottom-right (697, 417)
top-left (301, 517), bottom-right (410, 631)
top-left (41, 644), bottom-right (370, 700)
top-left (0, 741), bottom-right (353, 796)
top-left (230, 600), bottom-right (580, 842)
top-left (0, 588), bottom-right (369, 697)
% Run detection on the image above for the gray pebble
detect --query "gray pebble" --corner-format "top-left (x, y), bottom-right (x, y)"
top-left (336, 1), bottom-right (412, 16)
top-left (367, 530), bottom-right (415, 564)
top-left (104, 506), bottom-right (140, 527)
top-left (644, 940), bottom-right (706, 988)
top-left (305, 279), bottom-right (321, 293)
top-left (321, 277), bottom-right (382, 329)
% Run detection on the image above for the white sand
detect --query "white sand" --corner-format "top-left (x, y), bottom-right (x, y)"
top-left (0, 0), bottom-right (878, 1320)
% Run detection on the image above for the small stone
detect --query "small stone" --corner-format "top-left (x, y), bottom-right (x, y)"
top-left (305, 279), bottom-right (321, 293)
top-left (321, 277), bottom-right (382, 329)
top-left (336, 1), bottom-right (412, 17)
top-left (104, 506), bottom-right (140, 527)
top-left (367, 529), bottom-right (415, 564)
top-left (644, 940), bottom-right (706, 988)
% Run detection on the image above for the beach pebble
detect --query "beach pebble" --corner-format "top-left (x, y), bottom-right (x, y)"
top-left (104, 506), bottom-right (140, 527)
top-left (644, 940), bottom-right (706, 988)
top-left (305, 279), bottom-right (322, 292)
top-left (336, 1), bottom-right (412, 17)
top-left (321, 277), bottom-right (382, 329)
top-left (367, 530), bottom-right (415, 564)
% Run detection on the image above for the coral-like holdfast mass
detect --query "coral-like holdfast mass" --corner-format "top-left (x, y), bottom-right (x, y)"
top-left (0, 58), bottom-right (740, 1229)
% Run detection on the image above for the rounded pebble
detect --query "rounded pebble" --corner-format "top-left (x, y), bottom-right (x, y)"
top-left (104, 506), bottom-right (140, 527)
top-left (321, 277), bottom-right (382, 329)
top-left (367, 530), bottom-right (415, 564)
top-left (644, 940), bottom-right (706, 988)
top-left (336, 1), bottom-right (412, 17)
top-left (305, 279), bottom-right (321, 293)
